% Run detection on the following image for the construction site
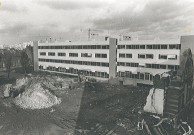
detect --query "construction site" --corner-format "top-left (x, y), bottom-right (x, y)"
top-left (0, 48), bottom-right (194, 135)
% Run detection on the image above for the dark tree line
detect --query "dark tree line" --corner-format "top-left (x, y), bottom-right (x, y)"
top-left (20, 50), bottom-right (30, 75)
top-left (0, 48), bottom-right (32, 79)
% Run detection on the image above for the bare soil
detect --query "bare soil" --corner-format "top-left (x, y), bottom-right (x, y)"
top-left (4, 72), bottom-right (191, 135)
top-left (0, 76), bottom-right (151, 135)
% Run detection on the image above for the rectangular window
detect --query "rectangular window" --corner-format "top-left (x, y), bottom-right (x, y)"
top-left (125, 71), bottom-right (130, 77)
top-left (102, 45), bottom-right (109, 49)
top-left (178, 44), bottom-right (181, 49)
top-left (40, 52), bottom-right (46, 56)
top-left (159, 54), bottom-right (167, 59)
top-left (81, 53), bottom-right (92, 57)
top-left (58, 53), bottom-right (66, 56)
top-left (145, 73), bottom-right (149, 80)
top-left (118, 45), bottom-right (125, 49)
top-left (87, 45), bottom-right (91, 49)
top-left (150, 74), bottom-right (153, 81)
top-left (135, 45), bottom-right (139, 49)
top-left (146, 45), bottom-right (153, 49)
top-left (146, 54), bottom-right (153, 59)
top-left (95, 53), bottom-right (107, 58)
top-left (102, 54), bottom-right (107, 58)
top-left (101, 63), bottom-right (109, 67)
top-left (126, 63), bottom-right (131, 67)
top-left (146, 64), bottom-right (152, 68)
top-left (91, 62), bottom-right (96, 66)
top-left (131, 63), bottom-right (139, 67)
top-left (168, 65), bottom-right (175, 70)
top-left (96, 62), bottom-right (100, 66)
top-left (132, 45), bottom-right (136, 49)
top-left (91, 45), bottom-right (96, 49)
top-left (83, 45), bottom-right (87, 49)
top-left (69, 53), bottom-right (78, 57)
top-left (126, 54), bottom-right (132, 58)
top-left (138, 54), bottom-right (145, 59)
top-left (175, 65), bottom-right (179, 70)
top-left (119, 53), bottom-right (125, 58)
top-left (117, 62), bottom-right (125, 66)
top-left (119, 72), bottom-right (125, 77)
top-left (161, 45), bottom-right (168, 49)
top-left (95, 54), bottom-right (101, 58)
top-left (78, 46), bottom-right (82, 49)
top-left (168, 54), bottom-right (177, 60)
top-left (160, 65), bottom-right (166, 69)
top-left (48, 52), bottom-right (55, 56)
top-left (126, 45), bottom-right (132, 49)
top-left (132, 74), bottom-right (137, 79)
top-left (140, 45), bottom-right (145, 49)
top-left (153, 45), bottom-right (160, 49)
top-left (96, 45), bottom-right (101, 49)
top-left (152, 64), bottom-right (159, 69)
top-left (140, 73), bottom-right (144, 80)
top-left (169, 44), bottom-right (177, 49)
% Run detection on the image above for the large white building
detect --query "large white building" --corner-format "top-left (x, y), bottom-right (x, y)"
top-left (33, 35), bottom-right (194, 86)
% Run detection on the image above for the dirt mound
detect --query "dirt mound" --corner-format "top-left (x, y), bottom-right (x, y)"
top-left (14, 77), bottom-right (28, 89)
top-left (14, 77), bottom-right (62, 109)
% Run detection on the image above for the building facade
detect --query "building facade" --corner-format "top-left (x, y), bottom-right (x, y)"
top-left (33, 35), bottom-right (194, 86)
top-left (117, 39), bottom-right (180, 85)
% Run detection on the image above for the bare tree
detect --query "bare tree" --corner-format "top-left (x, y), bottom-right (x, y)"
top-left (4, 55), bottom-right (12, 79)
top-left (20, 50), bottom-right (30, 74)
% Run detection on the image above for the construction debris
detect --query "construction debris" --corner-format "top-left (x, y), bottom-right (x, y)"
top-left (4, 84), bottom-right (12, 98)
top-left (13, 76), bottom-right (72, 109)
top-left (143, 88), bottom-right (164, 115)
top-left (14, 77), bottom-right (28, 89)
top-left (15, 82), bottom-right (61, 109)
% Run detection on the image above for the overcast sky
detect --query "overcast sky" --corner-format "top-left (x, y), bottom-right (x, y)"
top-left (0, 0), bottom-right (194, 45)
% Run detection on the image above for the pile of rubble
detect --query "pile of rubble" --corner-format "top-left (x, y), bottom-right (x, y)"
top-left (14, 76), bottom-right (68, 109)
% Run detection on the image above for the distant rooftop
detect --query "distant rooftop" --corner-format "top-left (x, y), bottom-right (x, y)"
top-left (39, 35), bottom-right (180, 45)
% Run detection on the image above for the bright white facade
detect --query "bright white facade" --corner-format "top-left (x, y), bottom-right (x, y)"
top-left (117, 39), bottom-right (180, 85)
top-left (37, 40), bottom-right (110, 80)
top-left (34, 37), bottom-right (183, 85)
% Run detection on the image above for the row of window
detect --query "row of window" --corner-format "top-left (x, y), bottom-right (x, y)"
top-left (40, 52), bottom-right (46, 56)
top-left (81, 53), bottom-right (92, 57)
top-left (69, 53), bottom-right (78, 57)
top-left (40, 52), bottom-right (108, 58)
top-left (48, 52), bottom-right (55, 56)
top-left (58, 53), bottom-right (66, 56)
top-left (95, 53), bottom-right (107, 58)
top-left (39, 44), bottom-right (180, 50)
top-left (117, 62), bottom-right (139, 67)
top-left (138, 54), bottom-right (153, 59)
top-left (117, 44), bottom-right (181, 50)
top-left (118, 53), bottom-right (177, 60)
top-left (117, 71), bottom-right (153, 81)
top-left (42, 52), bottom-right (66, 57)
top-left (38, 45), bottom-right (109, 49)
top-left (159, 54), bottom-right (177, 60)
top-left (38, 64), bottom-right (170, 81)
top-left (39, 66), bottom-right (109, 78)
top-left (119, 53), bottom-right (132, 58)
top-left (43, 52), bottom-right (177, 60)
top-left (38, 58), bottom-right (109, 67)
top-left (117, 62), bottom-right (179, 70)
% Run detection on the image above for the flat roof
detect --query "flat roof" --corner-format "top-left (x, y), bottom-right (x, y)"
top-left (39, 40), bottom-right (109, 45)
top-left (38, 38), bottom-right (181, 46)
top-left (118, 39), bottom-right (180, 45)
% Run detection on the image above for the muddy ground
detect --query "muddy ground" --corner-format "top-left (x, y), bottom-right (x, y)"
top-left (0, 72), bottom-right (151, 135)
top-left (1, 71), bottom-right (194, 135)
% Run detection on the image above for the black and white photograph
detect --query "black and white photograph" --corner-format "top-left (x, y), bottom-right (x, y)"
top-left (0, 0), bottom-right (194, 134)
